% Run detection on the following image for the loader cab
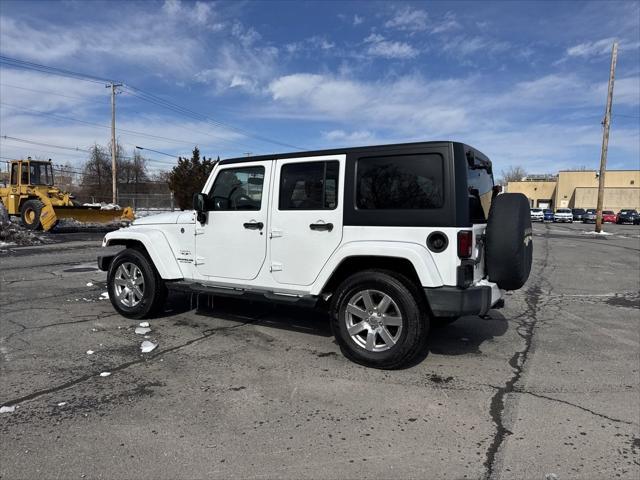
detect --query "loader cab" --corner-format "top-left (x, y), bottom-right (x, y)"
top-left (10, 159), bottom-right (54, 187)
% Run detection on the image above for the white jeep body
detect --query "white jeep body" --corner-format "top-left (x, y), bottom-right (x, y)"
top-left (101, 142), bottom-right (503, 318)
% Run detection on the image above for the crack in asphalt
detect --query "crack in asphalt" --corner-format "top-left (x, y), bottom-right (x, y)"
top-left (515, 389), bottom-right (638, 427)
top-left (0, 316), bottom-right (261, 409)
top-left (482, 232), bottom-right (549, 480)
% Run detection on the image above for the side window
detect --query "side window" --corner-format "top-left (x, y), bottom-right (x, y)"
top-left (207, 166), bottom-right (264, 211)
top-left (356, 154), bottom-right (443, 209)
top-left (10, 164), bottom-right (18, 185)
top-left (279, 161), bottom-right (339, 210)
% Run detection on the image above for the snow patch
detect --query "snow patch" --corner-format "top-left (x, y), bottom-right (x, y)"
top-left (140, 341), bottom-right (158, 353)
top-left (86, 350), bottom-right (94, 355)
top-left (99, 372), bottom-right (111, 377)
top-left (135, 327), bottom-right (151, 335)
top-left (0, 405), bottom-right (16, 413)
top-left (99, 292), bottom-right (109, 300)
top-left (57, 402), bottom-right (67, 407)
top-left (139, 322), bottom-right (150, 328)
top-left (581, 230), bottom-right (612, 236)
top-left (86, 282), bottom-right (94, 287)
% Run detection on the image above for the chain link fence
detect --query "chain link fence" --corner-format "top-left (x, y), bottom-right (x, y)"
top-left (77, 193), bottom-right (177, 215)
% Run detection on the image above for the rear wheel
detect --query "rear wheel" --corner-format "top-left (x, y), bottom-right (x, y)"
top-left (20, 200), bottom-right (44, 230)
top-left (330, 270), bottom-right (429, 369)
top-left (107, 248), bottom-right (166, 319)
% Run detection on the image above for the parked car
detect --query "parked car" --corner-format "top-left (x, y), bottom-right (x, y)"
top-left (583, 209), bottom-right (597, 223)
top-left (616, 209), bottom-right (638, 224)
top-left (553, 208), bottom-right (573, 223)
top-left (543, 209), bottom-right (554, 222)
top-left (602, 210), bottom-right (616, 223)
top-left (572, 208), bottom-right (586, 222)
top-left (97, 141), bottom-right (533, 369)
top-left (530, 208), bottom-right (544, 222)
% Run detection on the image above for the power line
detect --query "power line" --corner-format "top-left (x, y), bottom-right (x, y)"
top-left (0, 135), bottom-right (177, 166)
top-left (0, 54), bottom-right (304, 151)
top-left (0, 102), bottom-right (200, 147)
top-left (124, 86), bottom-right (305, 150)
top-left (0, 83), bottom-right (102, 102)
top-left (0, 55), bottom-right (111, 84)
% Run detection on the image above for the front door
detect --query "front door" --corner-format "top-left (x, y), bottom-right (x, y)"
top-left (195, 161), bottom-right (271, 280)
top-left (270, 155), bottom-right (344, 286)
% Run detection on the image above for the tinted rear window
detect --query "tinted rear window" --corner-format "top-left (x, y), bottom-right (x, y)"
top-left (467, 158), bottom-right (494, 223)
top-left (356, 154), bottom-right (443, 210)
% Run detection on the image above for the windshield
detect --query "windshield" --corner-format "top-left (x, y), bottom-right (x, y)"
top-left (544, 209), bottom-right (552, 213)
top-left (531, 208), bottom-right (542, 213)
top-left (556, 209), bottom-right (571, 213)
top-left (572, 208), bottom-right (585, 214)
top-left (29, 162), bottom-right (54, 185)
top-left (603, 210), bottom-right (614, 215)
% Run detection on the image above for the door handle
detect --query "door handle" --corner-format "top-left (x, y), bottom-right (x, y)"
top-left (243, 221), bottom-right (264, 230)
top-left (309, 222), bottom-right (333, 232)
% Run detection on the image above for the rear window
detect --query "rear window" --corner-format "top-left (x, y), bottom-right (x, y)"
top-left (572, 208), bottom-right (585, 214)
top-left (467, 155), bottom-right (494, 223)
top-left (603, 210), bottom-right (614, 214)
top-left (356, 154), bottom-right (443, 210)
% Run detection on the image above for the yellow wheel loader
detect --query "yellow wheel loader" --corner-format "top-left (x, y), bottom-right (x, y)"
top-left (0, 159), bottom-right (134, 232)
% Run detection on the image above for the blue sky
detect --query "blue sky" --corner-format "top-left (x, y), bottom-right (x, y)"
top-left (0, 0), bottom-right (638, 175)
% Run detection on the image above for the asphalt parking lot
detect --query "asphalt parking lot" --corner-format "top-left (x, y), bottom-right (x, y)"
top-left (1, 222), bottom-right (639, 480)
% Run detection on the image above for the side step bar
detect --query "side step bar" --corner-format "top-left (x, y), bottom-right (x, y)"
top-left (166, 281), bottom-right (319, 308)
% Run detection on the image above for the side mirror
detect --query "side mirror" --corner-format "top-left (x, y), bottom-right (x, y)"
top-left (193, 192), bottom-right (207, 224)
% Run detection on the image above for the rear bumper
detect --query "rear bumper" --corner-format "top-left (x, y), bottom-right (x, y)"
top-left (424, 281), bottom-right (502, 318)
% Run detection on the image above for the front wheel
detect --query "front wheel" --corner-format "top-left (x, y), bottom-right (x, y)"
top-left (107, 248), bottom-right (166, 319)
top-left (330, 270), bottom-right (429, 369)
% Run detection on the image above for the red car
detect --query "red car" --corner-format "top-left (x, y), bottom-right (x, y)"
top-left (602, 210), bottom-right (617, 223)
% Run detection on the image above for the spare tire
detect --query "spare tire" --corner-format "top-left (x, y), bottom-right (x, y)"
top-left (485, 193), bottom-right (532, 290)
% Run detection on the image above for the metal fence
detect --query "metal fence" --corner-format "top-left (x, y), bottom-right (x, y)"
top-left (78, 193), bottom-right (176, 212)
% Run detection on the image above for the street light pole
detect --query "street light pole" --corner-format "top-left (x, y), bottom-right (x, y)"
top-left (595, 42), bottom-right (618, 233)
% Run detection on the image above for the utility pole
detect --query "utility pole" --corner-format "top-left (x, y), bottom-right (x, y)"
top-left (107, 82), bottom-right (123, 205)
top-left (595, 41), bottom-right (618, 233)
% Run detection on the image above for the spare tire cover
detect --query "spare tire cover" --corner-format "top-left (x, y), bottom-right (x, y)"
top-left (485, 193), bottom-right (533, 290)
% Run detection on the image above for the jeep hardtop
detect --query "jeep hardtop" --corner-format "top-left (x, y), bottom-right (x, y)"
top-left (99, 141), bottom-right (532, 368)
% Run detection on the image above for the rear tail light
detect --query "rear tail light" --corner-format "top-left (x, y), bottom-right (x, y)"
top-left (457, 230), bottom-right (473, 259)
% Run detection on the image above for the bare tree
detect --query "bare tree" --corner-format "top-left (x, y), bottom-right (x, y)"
top-left (499, 166), bottom-right (527, 185)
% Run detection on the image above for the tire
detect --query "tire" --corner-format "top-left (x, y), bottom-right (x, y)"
top-left (485, 193), bottom-right (533, 291)
top-left (107, 248), bottom-right (166, 319)
top-left (20, 200), bottom-right (44, 230)
top-left (330, 270), bottom-right (429, 369)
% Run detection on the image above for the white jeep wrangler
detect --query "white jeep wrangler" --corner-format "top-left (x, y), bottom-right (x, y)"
top-left (99, 141), bottom-right (532, 368)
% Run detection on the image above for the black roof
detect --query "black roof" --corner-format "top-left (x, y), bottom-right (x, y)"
top-left (220, 140), bottom-right (481, 165)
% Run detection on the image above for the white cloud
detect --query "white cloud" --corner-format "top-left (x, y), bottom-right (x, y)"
top-left (323, 129), bottom-right (374, 143)
top-left (231, 21), bottom-right (262, 47)
top-left (364, 34), bottom-right (418, 59)
top-left (195, 44), bottom-right (279, 93)
top-left (443, 36), bottom-right (510, 57)
top-left (567, 37), bottom-right (617, 58)
top-left (353, 15), bottom-right (364, 26)
top-left (384, 6), bottom-right (428, 32)
top-left (262, 71), bottom-right (639, 170)
top-left (430, 12), bottom-right (461, 34)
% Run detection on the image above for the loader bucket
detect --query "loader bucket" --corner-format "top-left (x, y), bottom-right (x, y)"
top-left (50, 206), bottom-right (135, 228)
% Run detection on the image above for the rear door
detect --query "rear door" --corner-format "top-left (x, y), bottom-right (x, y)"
top-left (270, 155), bottom-right (344, 286)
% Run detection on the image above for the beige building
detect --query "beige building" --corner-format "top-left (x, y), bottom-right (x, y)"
top-left (507, 170), bottom-right (640, 211)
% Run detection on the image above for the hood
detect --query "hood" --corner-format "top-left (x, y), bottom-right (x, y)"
top-left (133, 211), bottom-right (195, 226)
